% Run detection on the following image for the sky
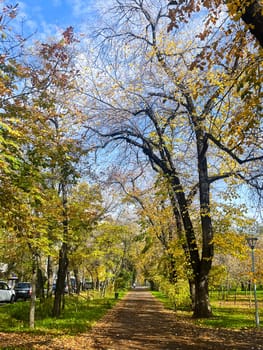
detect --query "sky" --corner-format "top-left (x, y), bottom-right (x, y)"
top-left (2, 0), bottom-right (262, 224)
top-left (12, 0), bottom-right (100, 39)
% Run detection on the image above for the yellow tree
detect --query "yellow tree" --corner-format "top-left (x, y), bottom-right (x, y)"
top-left (78, 0), bottom-right (261, 317)
top-left (114, 174), bottom-right (181, 286)
top-left (90, 221), bottom-right (136, 293)
top-left (168, 1), bottom-right (263, 48)
top-left (30, 30), bottom-right (85, 317)
top-left (167, 1), bottom-right (263, 140)
top-left (0, 3), bottom-right (31, 217)
top-left (67, 182), bottom-right (105, 293)
top-left (0, 3), bottom-right (95, 325)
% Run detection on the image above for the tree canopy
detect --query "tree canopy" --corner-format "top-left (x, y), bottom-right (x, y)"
top-left (0, 0), bottom-right (262, 322)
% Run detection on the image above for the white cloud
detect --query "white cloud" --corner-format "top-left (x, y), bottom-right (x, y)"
top-left (67, 0), bottom-right (96, 18)
top-left (52, 0), bottom-right (63, 6)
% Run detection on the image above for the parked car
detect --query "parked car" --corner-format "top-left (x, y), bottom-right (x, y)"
top-left (14, 282), bottom-right (32, 301)
top-left (0, 281), bottom-right (15, 303)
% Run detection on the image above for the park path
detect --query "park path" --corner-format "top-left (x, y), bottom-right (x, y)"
top-left (47, 288), bottom-right (263, 350)
top-left (0, 288), bottom-right (263, 349)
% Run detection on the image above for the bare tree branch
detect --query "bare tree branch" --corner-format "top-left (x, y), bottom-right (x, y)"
top-left (207, 133), bottom-right (263, 164)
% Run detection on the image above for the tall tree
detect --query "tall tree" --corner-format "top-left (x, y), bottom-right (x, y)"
top-left (113, 175), bottom-right (180, 285)
top-left (67, 182), bottom-right (105, 294)
top-left (79, 0), bottom-right (262, 317)
top-left (28, 27), bottom-right (85, 317)
top-left (0, 3), bottom-right (30, 215)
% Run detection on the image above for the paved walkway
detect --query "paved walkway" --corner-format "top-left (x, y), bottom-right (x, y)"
top-left (91, 288), bottom-right (179, 349)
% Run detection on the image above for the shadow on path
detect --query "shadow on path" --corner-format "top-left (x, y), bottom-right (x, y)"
top-left (86, 288), bottom-right (263, 350)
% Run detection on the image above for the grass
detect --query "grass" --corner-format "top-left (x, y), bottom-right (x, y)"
top-left (152, 289), bottom-right (263, 329)
top-left (0, 290), bottom-right (126, 335)
top-left (198, 305), bottom-right (255, 328)
top-left (151, 291), bottom-right (180, 310)
top-left (201, 289), bottom-right (263, 329)
top-left (1, 288), bottom-right (262, 335)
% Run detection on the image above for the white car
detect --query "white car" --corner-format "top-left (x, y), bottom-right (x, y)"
top-left (0, 281), bottom-right (15, 303)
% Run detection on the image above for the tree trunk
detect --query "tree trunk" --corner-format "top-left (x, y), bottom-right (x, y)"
top-left (52, 242), bottom-right (68, 317)
top-left (47, 255), bottom-right (53, 298)
top-left (37, 267), bottom-right (45, 301)
top-left (29, 253), bottom-right (37, 329)
top-left (149, 280), bottom-right (158, 291)
top-left (240, 1), bottom-right (263, 47)
top-left (167, 252), bottom-right (177, 284)
top-left (196, 129), bottom-right (213, 313)
top-left (188, 278), bottom-right (195, 311)
top-left (74, 268), bottom-right (81, 294)
top-left (67, 271), bottom-right (71, 294)
top-left (52, 181), bottom-right (69, 317)
top-left (193, 273), bottom-right (212, 318)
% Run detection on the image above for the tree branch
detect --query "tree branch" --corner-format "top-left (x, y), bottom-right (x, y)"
top-left (207, 133), bottom-right (263, 164)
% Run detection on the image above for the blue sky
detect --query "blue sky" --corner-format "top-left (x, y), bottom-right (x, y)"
top-left (13, 0), bottom-right (99, 38)
top-left (3, 1), bottom-right (261, 224)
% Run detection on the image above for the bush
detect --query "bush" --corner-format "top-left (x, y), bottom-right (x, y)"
top-left (153, 278), bottom-right (191, 311)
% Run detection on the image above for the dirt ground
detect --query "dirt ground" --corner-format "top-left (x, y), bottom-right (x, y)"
top-left (0, 288), bottom-right (263, 349)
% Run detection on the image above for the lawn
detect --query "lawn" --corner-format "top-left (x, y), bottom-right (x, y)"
top-left (0, 290), bottom-right (125, 335)
top-left (152, 289), bottom-right (263, 329)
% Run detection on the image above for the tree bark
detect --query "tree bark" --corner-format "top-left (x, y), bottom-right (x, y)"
top-left (167, 252), bottom-right (178, 284)
top-left (29, 253), bottom-right (37, 328)
top-left (193, 272), bottom-right (212, 318)
top-left (47, 255), bottom-right (53, 298)
top-left (170, 176), bottom-right (212, 317)
top-left (52, 182), bottom-right (69, 317)
top-left (52, 242), bottom-right (68, 317)
top-left (188, 279), bottom-right (196, 311)
top-left (74, 268), bottom-right (81, 294)
top-left (37, 267), bottom-right (45, 301)
top-left (240, 1), bottom-right (263, 47)
top-left (193, 127), bottom-right (213, 317)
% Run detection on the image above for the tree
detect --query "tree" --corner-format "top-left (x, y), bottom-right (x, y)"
top-left (19, 26), bottom-right (83, 319)
top-left (0, 9), bottom-right (84, 321)
top-left (28, 28), bottom-right (86, 317)
top-left (78, 0), bottom-right (262, 317)
top-left (113, 175), bottom-right (181, 286)
top-left (0, 3), bottom-right (31, 215)
top-left (0, 3), bottom-right (54, 327)
top-left (67, 182), bottom-right (105, 294)
top-left (236, 0), bottom-right (263, 46)
top-left (211, 202), bottom-right (252, 291)
top-left (168, 0), bottom-right (263, 48)
top-left (89, 220), bottom-right (138, 293)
